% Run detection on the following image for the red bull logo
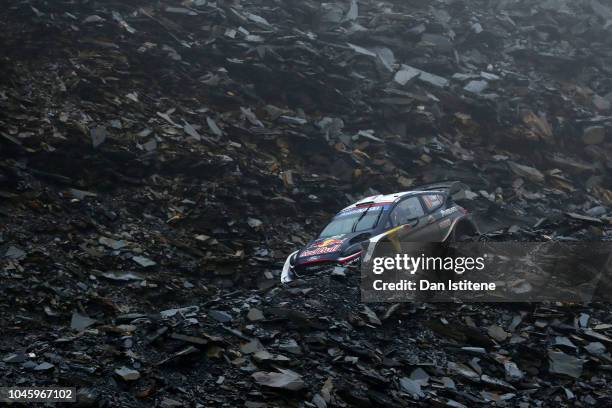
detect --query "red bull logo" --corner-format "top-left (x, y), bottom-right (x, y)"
top-left (300, 236), bottom-right (345, 258)
top-left (312, 238), bottom-right (344, 248)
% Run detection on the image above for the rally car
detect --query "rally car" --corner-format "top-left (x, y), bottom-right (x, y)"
top-left (281, 182), bottom-right (479, 283)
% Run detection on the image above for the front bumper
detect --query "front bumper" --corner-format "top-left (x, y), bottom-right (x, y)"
top-left (280, 250), bottom-right (362, 283)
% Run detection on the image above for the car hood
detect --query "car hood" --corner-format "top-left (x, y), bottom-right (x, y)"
top-left (293, 231), bottom-right (371, 269)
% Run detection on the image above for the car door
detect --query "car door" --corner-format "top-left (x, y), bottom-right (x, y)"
top-left (366, 196), bottom-right (431, 264)
top-left (386, 195), bottom-right (428, 242)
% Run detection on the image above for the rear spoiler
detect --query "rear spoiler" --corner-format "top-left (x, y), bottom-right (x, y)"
top-left (411, 181), bottom-right (470, 201)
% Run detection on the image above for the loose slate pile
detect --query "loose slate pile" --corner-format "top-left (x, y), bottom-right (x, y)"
top-left (0, 0), bottom-right (611, 406)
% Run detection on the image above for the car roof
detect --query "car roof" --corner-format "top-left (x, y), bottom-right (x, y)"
top-left (339, 190), bottom-right (445, 212)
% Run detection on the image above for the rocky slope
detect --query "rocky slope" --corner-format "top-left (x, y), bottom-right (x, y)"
top-left (1, 0), bottom-right (612, 406)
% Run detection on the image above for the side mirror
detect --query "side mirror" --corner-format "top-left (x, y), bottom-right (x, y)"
top-left (349, 232), bottom-right (371, 245)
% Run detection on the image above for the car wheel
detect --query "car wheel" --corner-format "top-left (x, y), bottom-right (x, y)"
top-left (448, 220), bottom-right (479, 242)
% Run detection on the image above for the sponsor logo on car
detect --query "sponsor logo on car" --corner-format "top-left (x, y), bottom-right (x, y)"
top-left (299, 236), bottom-right (345, 257)
top-left (336, 203), bottom-right (390, 218)
top-left (300, 245), bottom-right (342, 257)
top-left (440, 207), bottom-right (458, 216)
top-left (312, 237), bottom-right (344, 248)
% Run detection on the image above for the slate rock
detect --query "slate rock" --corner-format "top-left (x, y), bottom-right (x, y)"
top-left (132, 255), bottom-right (156, 267)
top-left (208, 310), bottom-right (233, 323)
top-left (548, 350), bottom-right (584, 378)
top-left (504, 361), bottom-right (524, 382)
top-left (488, 325), bottom-right (508, 342)
top-left (252, 369), bottom-right (305, 391)
top-left (115, 366), bottom-right (140, 381)
top-left (583, 126), bottom-right (606, 145)
top-left (34, 362), bottom-right (54, 371)
top-left (247, 308), bottom-right (264, 322)
top-left (71, 312), bottom-right (97, 331)
top-left (464, 80), bottom-right (489, 94)
top-left (399, 377), bottom-right (425, 398)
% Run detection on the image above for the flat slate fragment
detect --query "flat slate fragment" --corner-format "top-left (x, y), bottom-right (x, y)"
top-left (132, 255), bottom-right (156, 267)
top-left (548, 350), bottom-right (584, 378)
top-left (252, 369), bottom-right (305, 391)
top-left (71, 312), bottom-right (97, 331)
top-left (115, 366), bottom-right (141, 381)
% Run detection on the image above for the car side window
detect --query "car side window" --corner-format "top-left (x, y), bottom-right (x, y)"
top-left (422, 194), bottom-right (444, 212)
top-left (389, 197), bottom-right (425, 227)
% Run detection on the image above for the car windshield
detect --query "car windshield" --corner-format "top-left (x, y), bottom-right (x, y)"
top-left (319, 205), bottom-right (385, 238)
